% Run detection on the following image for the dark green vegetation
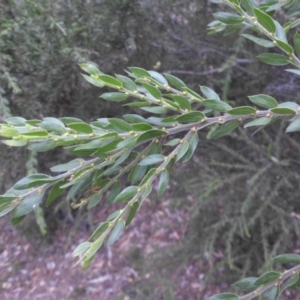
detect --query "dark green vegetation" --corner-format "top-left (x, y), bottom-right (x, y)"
top-left (1, 0), bottom-right (300, 299)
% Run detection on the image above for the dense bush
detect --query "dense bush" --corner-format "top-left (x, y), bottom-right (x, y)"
top-left (2, 0), bottom-right (300, 299)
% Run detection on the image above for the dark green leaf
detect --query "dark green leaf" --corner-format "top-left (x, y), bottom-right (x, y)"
top-left (129, 165), bottom-right (148, 184)
top-left (241, 0), bottom-right (257, 15)
top-left (182, 132), bottom-right (199, 162)
top-left (275, 40), bottom-right (293, 54)
top-left (203, 100), bottom-right (232, 112)
top-left (101, 92), bottom-right (128, 102)
top-left (89, 222), bottom-right (109, 240)
top-left (148, 71), bottom-right (168, 85)
top-left (50, 158), bottom-right (83, 172)
top-left (286, 118), bottom-right (300, 132)
top-left (14, 174), bottom-right (56, 190)
top-left (107, 220), bottom-right (125, 246)
top-left (207, 293), bottom-right (239, 300)
top-left (273, 253), bottom-right (300, 264)
top-left (173, 95), bottom-right (191, 110)
top-left (123, 114), bottom-right (147, 124)
top-left (254, 8), bottom-right (276, 33)
top-left (200, 86), bottom-right (220, 100)
top-left (208, 120), bottom-right (239, 139)
top-left (106, 181), bottom-right (121, 204)
top-left (157, 170), bottom-right (169, 196)
top-left (142, 82), bottom-right (162, 99)
top-left (271, 107), bottom-right (296, 115)
top-left (232, 277), bottom-right (258, 291)
top-left (176, 112), bottom-right (205, 123)
top-left (22, 131), bottom-right (49, 137)
top-left (79, 63), bottom-right (102, 76)
top-left (214, 12), bottom-right (244, 25)
top-left (164, 138), bottom-right (180, 146)
top-left (60, 117), bottom-right (84, 125)
top-left (280, 273), bottom-right (299, 292)
top-left (176, 142), bottom-right (189, 162)
top-left (140, 168), bottom-right (157, 185)
top-left (126, 201), bottom-right (139, 226)
top-left (27, 140), bottom-right (56, 152)
top-left (11, 215), bottom-right (26, 226)
top-left (257, 53), bottom-right (289, 66)
top-left (132, 123), bottom-right (152, 131)
top-left (124, 101), bottom-right (150, 107)
top-left (261, 286), bottom-right (279, 300)
top-left (164, 73), bottom-right (187, 89)
top-left (87, 192), bottom-right (103, 209)
top-left (294, 32), bottom-right (300, 58)
top-left (12, 191), bottom-right (44, 218)
top-left (67, 173), bottom-right (94, 200)
top-left (97, 74), bottom-right (122, 88)
top-left (139, 154), bottom-right (165, 166)
top-left (242, 34), bottom-right (274, 48)
top-left (117, 136), bottom-right (137, 149)
top-left (140, 106), bottom-right (166, 114)
top-left (46, 180), bottom-right (65, 207)
top-left (128, 67), bottom-right (151, 79)
top-left (115, 186), bottom-right (138, 203)
top-left (115, 74), bottom-right (137, 91)
top-left (244, 117), bottom-right (271, 128)
top-left (109, 118), bottom-right (132, 131)
top-left (82, 74), bottom-right (104, 88)
top-left (137, 129), bottom-right (166, 143)
top-left (40, 117), bottom-right (66, 134)
top-left (68, 122), bottom-right (93, 134)
top-left (254, 271), bottom-right (281, 285)
top-left (140, 185), bottom-right (152, 204)
top-left (227, 106), bottom-right (256, 115)
top-left (248, 94), bottom-right (278, 108)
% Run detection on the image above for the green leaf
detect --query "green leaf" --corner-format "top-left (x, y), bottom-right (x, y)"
top-left (227, 106), bottom-right (256, 115)
top-left (50, 158), bottom-right (83, 172)
top-left (286, 118), bottom-right (300, 132)
top-left (244, 117), bottom-right (271, 128)
top-left (22, 131), bottom-right (49, 138)
top-left (208, 120), bottom-right (240, 139)
top-left (173, 95), bottom-right (191, 110)
top-left (97, 74), bottom-right (122, 88)
top-left (115, 74), bottom-right (137, 91)
top-left (248, 94), bottom-right (278, 108)
top-left (254, 271), bottom-right (281, 285)
top-left (132, 123), bottom-right (152, 131)
top-left (271, 107), bottom-right (296, 115)
top-left (123, 114), bottom-right (147, 124)
top-left (285, 69), bottom-right (300, 76)
top-left (12, 191), bottom-right (44, 218)
top-left (0, 127), bottom-right (19, 138)
top-left (68, 122), bottom-right (93, 134)
top-left (101, 92), bottom-right (128, 102)
top-left (157, 170), bottom-right (169, 196)
top-left (27, 140), bottom-right (56, 152)
top-left (273, 253), bottom-right (300, 264)
top-left (257, 53), bottom-right (289, 66)
top-left (140, 168), bottom-right (157, 185)
top-left (242, 34), bottom-right (274, 48)
top-left (280, 273), bottom-right (299, 292)
top-left (67, 173), bottom-right (94, 200)
top-left (0, 203), bottom-right (17, 218)
top-left (11, 215), bottom-right (26, 226)
top-left (106, 181), bottom-right (121, 204)
top-left (115, 186), bottom-right (138, 203)
top-left (176, 112), bottom-right (205, 123)
top-left (14, 174), bottom-right (56, 190)
top-left (2, 140), bottom-right (27, 147)
top-left (40, 117), bottom-right (66, 134)
top-left (129, 165), bottom-right (147, 184)
top-left (72, 241), bottom-right (91, 257)
top-left (261, 286), bottom-right (279, 300)
top-left (275, 20), bottom-right (287, 43)
top-left (117, 137), bottom-right (137, 149)
top-left (207, 293), bottom-right (239, 300)
top-left (241, 0), bottom-right (257, 15)
top-left (46, 181), bottom-right (65, 207)
top-left (202, 99), bottom-right (231, 112)
top-left (140, 106), bottom-right (166, 114)
top-left (124, 102), bottom-right (150, 107)
top-left (176, 142), bottom-right (190, 162)
top-left (254, 8), bottom-right (276, 33)
top-left (164, 138), bottom-right (180, 146)
top-left (137, 129), bottom-right (166, 143)
top-left (82, 74), bottom-right (104, 88)
top-left (126, 201), bottom-right (139, 226)
top-left (148, 71), bottom-right (168, 85)
top-left (275, 40), bottom-right (293, 54)
top-left (232, 277), bottom-right (258, 292)
top-left (139, 154), bottom-right (165, 166)
top-left (89, 222), bottom-right (109, 240)
top-left (5, 117), bottom-right (26, 126)
top-left (182, 132), bottom-right (199, 162)
top-left (164, 73), bottom-right (187, 89)
top-left (107, 220), bottom-right (125, 246)
top-left (60, 117), bottom-right (85, 125)
top-left (214, 12), bottom-right (244, 25)
top-left (128, 67), bottom-right (151, 79)
top-left (294, 32), bottom-right (300, 58)
top-left (200, 86), bottom-right (220, 100)
top-left (79, 63), bottom-right (102, 76)
top-left (109, 118), bottom-right (132, 131)
top-left (0, 195), bottom-right (17, 206)
top-left (142, 82), bottom-right (162, 99)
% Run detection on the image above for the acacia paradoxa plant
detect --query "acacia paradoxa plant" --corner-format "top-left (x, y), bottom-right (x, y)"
top-left (2, 0), bottom-right (300, 299)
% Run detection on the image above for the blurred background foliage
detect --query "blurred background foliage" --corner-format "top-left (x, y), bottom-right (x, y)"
top-left (1, 0), bottom-right (300, 295)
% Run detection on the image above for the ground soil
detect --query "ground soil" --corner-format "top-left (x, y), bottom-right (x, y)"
top-left (1, 196), bottom-right (300, 300)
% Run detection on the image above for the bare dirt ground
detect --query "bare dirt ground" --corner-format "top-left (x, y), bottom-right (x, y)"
top-left (1, 196), bottom-right (300, 300)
